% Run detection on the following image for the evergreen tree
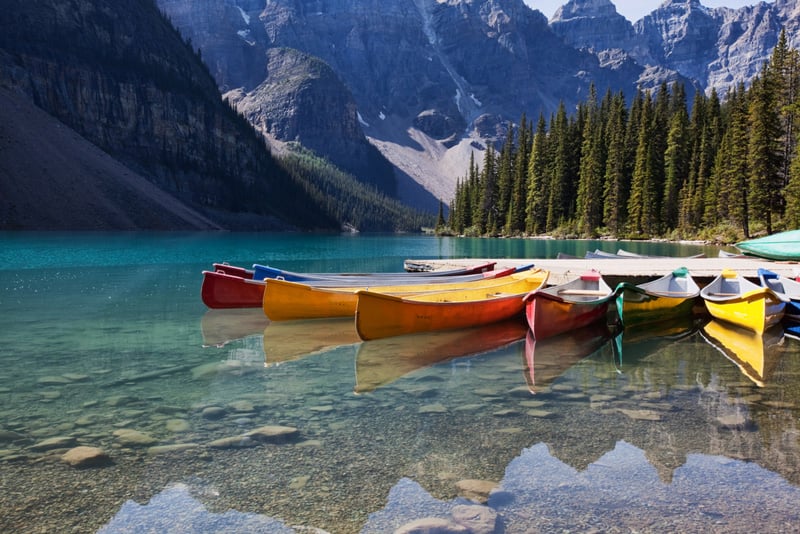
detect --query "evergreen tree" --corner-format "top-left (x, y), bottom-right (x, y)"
top-left (436, 200), bottom-right (446, 230)
top-left (546, 103), bottom-right (570, 230)
top-left (770, 30), bottom-right (799, 192)
top-left (603, 92), bottom-right (629, 234)
top-left (627, 91), bottom-right (657, 235)
top-left (526, 114), bottom-right (550, 234)
top-left (480, 144), bottom-right (498, 234)
top-left (662, 86), bottom-right (690, 231)
top-left (507, 115), bottom-right (531, 234)
top-left (748, 65), bottom-right (783, 234)
top-left (576, 84), bottom-right (605, 235)
top-left (496, 126), bottom-right (516, 232)
top-left (786, 131), bottom-right (800, 226)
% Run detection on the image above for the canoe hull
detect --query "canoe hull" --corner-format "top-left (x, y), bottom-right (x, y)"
top-left (355, 272), bottom-right (549, 340)
top-left (201, 270), bottom-right (264, 309)
top-left (264, 271), bottom-right (542, 321)
top-left (253, 261), bottom-right (497, 282)
top-left (524, 270), bottom-right (614, 340)
top-left (703, 289), bottom-right (785, 333)
top-left (735, 230), bottom-right (800, 261)
top-left (263, 278), bottom-right (358, 320)
top-left (701, 269), bottom-right (786, 334)
top-left (616, 285), bottom-right (697, 327)
top-left (758, 268), bottom-right (800, 323)
top-left (525, 293), bottom-right (611, 340)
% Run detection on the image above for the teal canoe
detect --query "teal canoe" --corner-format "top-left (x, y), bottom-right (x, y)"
top-left (735, 230), bottom-right (800, 261)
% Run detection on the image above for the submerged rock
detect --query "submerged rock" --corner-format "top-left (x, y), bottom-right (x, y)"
top-left (112, 429), bottom-right (158, 447)
top-left (455, 479), bottom-right (498, 504)
top-left (244, 425), bottom-right (299, 443)
top-left (451, 504), bottom-right (498, 534)
top-left (201, 406), bottom-right (227, 420)
top-left (29, 436), bottom-right (77, 452)
top-left (61, 446), bottom-right (111, 468)
top-left (395, 517), bottom-right (468, 534)
top-left (207, 436), bottom-right (258, 449)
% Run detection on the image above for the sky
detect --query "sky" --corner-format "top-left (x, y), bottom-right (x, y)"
top-left (524, 1), bottom-right (768, 23)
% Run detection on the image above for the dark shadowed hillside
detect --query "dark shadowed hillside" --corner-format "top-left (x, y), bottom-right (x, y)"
top-left (0, 0), bottom-right (340, 230)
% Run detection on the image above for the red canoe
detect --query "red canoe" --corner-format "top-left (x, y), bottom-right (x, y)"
top-left (201, 270), bottom-right (265, 309)
top-left (523, 270), bottom-right (615, 340)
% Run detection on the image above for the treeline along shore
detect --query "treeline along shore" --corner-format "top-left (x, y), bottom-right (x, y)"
top-left (445, 31), bottom-right (800, 244)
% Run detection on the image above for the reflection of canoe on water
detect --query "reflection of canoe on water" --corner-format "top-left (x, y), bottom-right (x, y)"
top-left (700, 319), bottom-right (785, 387)
top-left (263, 318), bottom-right (360, 367)
top-left (611, 316), bottom-right (699, 369)
top-left (200, 309), bottom-right (269, 347)
top-left (522, 322), bottom-right (613, 393)
top-left (354, 319), bottom-right (528, 394)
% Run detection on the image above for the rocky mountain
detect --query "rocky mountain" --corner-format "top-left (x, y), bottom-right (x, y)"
top-left (0, 0), bottom-right (340, 230)
top-left (552, 0), bottom-right (800, 98)
top-left (156, 0), bottom-right (798, 210)
top-left (157, 0), bottom-right (640, 209)
top-left (2, 0), bottom-right (795, 230)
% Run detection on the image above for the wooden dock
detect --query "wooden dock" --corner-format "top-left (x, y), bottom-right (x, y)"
top-left (406, 257), bottom-right (800, 286)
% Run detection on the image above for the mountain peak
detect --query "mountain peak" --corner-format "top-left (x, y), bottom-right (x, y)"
top-left (552, 0), bottom-right (620, 21)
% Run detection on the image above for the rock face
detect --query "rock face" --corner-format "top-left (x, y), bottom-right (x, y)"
top-left (225, 48), bottom-right (396, 194)
top-left (554, 0), bottom-right (800, 98)
top-left (0, 0), bottom-right (339, 230)
top-left (157, 0), bottom-right (800, 206)
top-left (157, 0), bottom-right (634, 204)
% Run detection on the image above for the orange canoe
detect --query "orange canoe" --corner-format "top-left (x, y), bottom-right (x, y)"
top-left (354, 270), bottom-right (549, 340)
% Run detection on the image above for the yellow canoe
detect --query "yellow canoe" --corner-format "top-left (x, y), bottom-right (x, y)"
top-left (701, 319), bottom-right (785, 387)
top-left (354, 270), bottom-right (549, 340)
top-left (700, 269), bottom-right (786, 333)
top-left (263, 269), bottom-right (540, 321)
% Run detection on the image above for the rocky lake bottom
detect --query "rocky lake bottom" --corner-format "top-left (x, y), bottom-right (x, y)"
top-left (1, 235), bottom-right (799, 533)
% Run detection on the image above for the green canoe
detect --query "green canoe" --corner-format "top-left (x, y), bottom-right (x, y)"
top-left (735, 230), bottom-right (800, 261)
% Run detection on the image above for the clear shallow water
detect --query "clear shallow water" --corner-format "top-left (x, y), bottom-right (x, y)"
top-left (1, 233), bottom-right (799, 533)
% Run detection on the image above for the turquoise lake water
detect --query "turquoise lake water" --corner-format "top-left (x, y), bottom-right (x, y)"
top-left (1, 233), bottom-right (799, 533)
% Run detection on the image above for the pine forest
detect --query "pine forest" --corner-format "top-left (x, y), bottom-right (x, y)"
top-left (445, 32), bottom-right (800, 243)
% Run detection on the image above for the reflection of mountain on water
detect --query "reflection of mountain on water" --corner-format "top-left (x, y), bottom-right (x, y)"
top-left (97, 441), bottom-right (800, 533)
top-left (98, 483), bottom-right (297, 533)
top-left (364, 441), bottom-right (800, 533)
